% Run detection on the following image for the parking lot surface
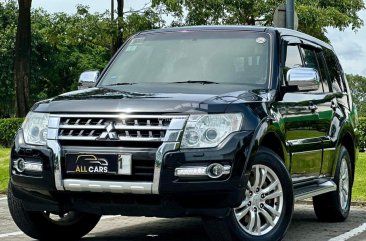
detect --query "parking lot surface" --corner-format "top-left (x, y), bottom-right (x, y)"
top-left (1, 197), bottom-right (366, 241)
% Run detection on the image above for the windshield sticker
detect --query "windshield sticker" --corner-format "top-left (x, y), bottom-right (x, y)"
top-left (126, 45), bottom-right (138, 52)
top-left (130, 37), bottom-right (145, 45)
top-left (256, 37), bottom-right (267, 44)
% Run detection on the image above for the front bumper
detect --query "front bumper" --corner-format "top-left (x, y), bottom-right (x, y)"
top-left (10, 128), bottom-right (253, 217)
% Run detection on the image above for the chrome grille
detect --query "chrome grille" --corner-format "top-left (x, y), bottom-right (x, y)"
top-left (58, 116), bottom-right (173, 142)
top-left (48, 114), bottom-right (187, 193)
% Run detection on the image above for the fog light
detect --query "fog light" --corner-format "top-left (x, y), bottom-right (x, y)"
top-left (175, 167), bottom-right (207, 177)
top-left (24, 162), bottom-right (43, 172)
top-left (13, 158), bottom-right (43, 173)
top-left (175, 164), bottom-right (231, 179)
top-left (15, 158), bottom-right (26, 173)
top-left (207, 163), bottom-right (231, 179)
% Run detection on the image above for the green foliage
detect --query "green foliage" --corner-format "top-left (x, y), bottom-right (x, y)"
top-left (359, 117), bottom-right (366, 150)
top-left (347, 74), bottom-right (366, 117)
top-left (152, 0), bottom-right (365, 41)
top-left (353, 151), bottom-right (366, 201)
top-left (0, 118), bottom-right (23, 147)
top-left (0, 1), bottom-right (163, 117)
top-left (0, 148), bottom-right (10, 193)
top-left (0, 0), bottom-right (18, 117)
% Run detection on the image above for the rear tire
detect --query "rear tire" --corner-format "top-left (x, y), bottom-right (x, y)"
top-left (202, 148), bottom-right (294, 241)
top-left (8, 183), bottom-right (101, 241)
top-left (313, 146), bottom-right (352, 222)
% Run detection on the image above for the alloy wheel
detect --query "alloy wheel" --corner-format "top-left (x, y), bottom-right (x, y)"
top-left (234, 164), bottom-right (284, 236)
top-left (339, 158), bottom-right (350, 210)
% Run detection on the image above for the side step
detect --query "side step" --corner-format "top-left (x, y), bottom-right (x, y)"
top-left (294, 180), bottom-right (337, 201)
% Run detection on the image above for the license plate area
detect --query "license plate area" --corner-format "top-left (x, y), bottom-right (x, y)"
top-left (65, 153), bottom-right (132, 175)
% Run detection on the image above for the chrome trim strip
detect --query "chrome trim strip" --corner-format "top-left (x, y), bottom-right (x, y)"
top-left (47, 129), bottom-right (58, 140)
top-left (59, 124), bottom-right (170, 131)
top-left (57, 136), bottom-right (98, 141)
top-left (47, 139), bottom-right (63, 190)
top-left (58, 136), bottom-right (164, 142)
top-left (63, 179), bottom-right (152, 194)
top-left (292, 176), bottom-right (318, 183)
top-left (294, 180), bottom-right (337, 201)
top-left (59, 125), bottom-right (106, 130)
top-left (168, 118), bottom-right (187, 130)
top-left (48, 117), bottom-right (60, 128)
top-left (291, 149), bottom-right (322, 155)
top-left (152, 142), bottom-right (180, 194)
top-left (323, 148), bottom-right (336, 152)
top-left (163, 130), bottom-right (183, 142)
top-left (47, 116), bottom-right (64, 191)
top-left (115, 125), bottom-right (169, 130)
top-left (53, 114), bottom-right (188, 119)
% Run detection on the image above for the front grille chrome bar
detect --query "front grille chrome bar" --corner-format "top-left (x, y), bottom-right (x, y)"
top-left (63, 179), bottom-right (152, 194)
top-left (57, 115), bottom-right (187, 142)
top-left (58, 136), bottom-right (165, 142)
top-left (48, 114), bottom-right (188, 194)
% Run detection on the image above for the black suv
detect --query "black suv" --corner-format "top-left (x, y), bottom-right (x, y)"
top-left (8, 26), bottom-right (358, 241)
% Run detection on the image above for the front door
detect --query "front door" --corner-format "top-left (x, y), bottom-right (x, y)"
top-left (278, 93), bottom-right (324, 177)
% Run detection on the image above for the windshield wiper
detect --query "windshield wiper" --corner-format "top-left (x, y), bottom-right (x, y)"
top-left (104, 82), bottom-right (136, 86)
top-left (171, 80), bottom-right (219, 85)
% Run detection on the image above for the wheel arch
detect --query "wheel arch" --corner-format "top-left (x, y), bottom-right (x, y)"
top-left (338, 131), bottom-right (357, 185)
top-left (241, 119), bottom-right (289, 184)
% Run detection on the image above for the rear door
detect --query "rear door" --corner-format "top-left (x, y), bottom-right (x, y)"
top-left (321, 49), bottom-right (350, 176)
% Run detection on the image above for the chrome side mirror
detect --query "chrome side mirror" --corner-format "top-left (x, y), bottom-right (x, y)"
top-left (287, 67), bottom-right (320, 91)
top-left (78, 70), bottom-right (100, 89)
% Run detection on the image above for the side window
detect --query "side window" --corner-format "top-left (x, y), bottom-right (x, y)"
top-left (299, 46), bottom-right (323, 93)
top-left (316, 51), bottom-right (331, 92)
top-left (285, 45), bottom-right (303, 69)
top-left (323, 49), bottom-right (344, 93)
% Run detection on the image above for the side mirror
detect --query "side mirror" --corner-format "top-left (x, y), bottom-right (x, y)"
top-left (78, 70), bottom-right (100, 89)
top-left (286, 67), bottom-right (320, 91)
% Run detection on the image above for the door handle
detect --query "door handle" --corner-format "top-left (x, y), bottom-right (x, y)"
top-left (308, 104), bottom-right (318, 112)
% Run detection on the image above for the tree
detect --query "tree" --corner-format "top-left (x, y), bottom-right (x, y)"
top-left (0, 0), bottom-right (18, 117)
top-left (152, 0), bottom-right (365, 41)
top-left (0, 1), bottom-right (163, 117)
top-left (14, 0), bottom-right (32, 117)
top-left (116, 0), bottom-right (124, 48)
top-left (111, 0), bottom-right (159, 54)
top-left (347, 74), bottom-right (366, 116)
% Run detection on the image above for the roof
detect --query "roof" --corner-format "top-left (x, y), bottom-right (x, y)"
top-left (138, 25), bottom-right (333, 50)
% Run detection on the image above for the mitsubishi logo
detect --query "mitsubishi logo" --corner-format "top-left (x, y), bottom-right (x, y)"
top-left (97, 122), bottom-right (119, 140)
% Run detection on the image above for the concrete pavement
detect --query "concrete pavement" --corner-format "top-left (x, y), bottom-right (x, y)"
top-left (1, 197), bottom-right (366, 241)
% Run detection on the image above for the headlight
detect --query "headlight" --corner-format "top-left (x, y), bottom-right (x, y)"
top-left (22, 112), bottom-right (49, 145)
top-left (181, 113), bottom-right (243, 149)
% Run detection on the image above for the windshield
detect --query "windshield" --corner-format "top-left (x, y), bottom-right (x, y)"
top-left (99, 31), bottom-right (271, 87)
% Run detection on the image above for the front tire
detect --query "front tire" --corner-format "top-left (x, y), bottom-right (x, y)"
top-left (203, 148), bottom-right (294, 241)
top-left (313, 146), bottom-right (352, 222)
top-left (8, 183), bottom-right (101, 240)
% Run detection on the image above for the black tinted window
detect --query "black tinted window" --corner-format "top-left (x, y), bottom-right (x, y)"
top-left (324, 49), bottom-right (344, 92)
top-left (316, 52), bottom-right (330, 92)
top-left (300, 47), bottom-right (323, 93)
top-left (285, 45), bottom-right (302, 68)
top-left (301, 48), bottom-right (318, 69)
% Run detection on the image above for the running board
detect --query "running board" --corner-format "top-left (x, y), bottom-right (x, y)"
top-left (294, 180), bottom-right (337, 201)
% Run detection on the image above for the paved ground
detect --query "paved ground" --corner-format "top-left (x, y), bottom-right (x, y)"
top-left (1, 197), bottom-right (366, 241)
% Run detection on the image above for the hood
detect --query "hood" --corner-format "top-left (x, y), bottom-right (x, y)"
top-left (32, 83), bottom-right (273, 114)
